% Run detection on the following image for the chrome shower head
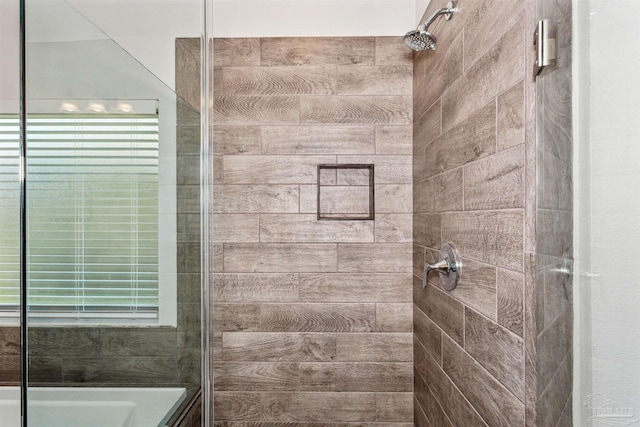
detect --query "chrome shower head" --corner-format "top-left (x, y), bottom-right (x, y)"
top-left (404, 1), bottom-right (455, 51)
top-left (404, 25), bottom-right (437, 51)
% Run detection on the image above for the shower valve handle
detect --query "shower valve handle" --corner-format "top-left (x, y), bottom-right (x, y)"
top-left (423, 258), bottom-right (456, 289)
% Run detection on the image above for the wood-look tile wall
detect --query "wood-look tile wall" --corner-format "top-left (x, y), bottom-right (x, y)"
top-left (413, 1), bottom-right (535, 426)
top-left (0, 39), bottom-right (203, 387)
top-left (212, 37), bottom-right (413, 425)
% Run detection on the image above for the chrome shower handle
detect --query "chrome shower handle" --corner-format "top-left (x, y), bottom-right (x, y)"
top-left (422, 257), bottom-right (457, 289)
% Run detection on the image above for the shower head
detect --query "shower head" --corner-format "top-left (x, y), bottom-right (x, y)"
top-left (404, 25), bottom-right (437, 51)
top-left (404, 1), bottom-right (455, 51)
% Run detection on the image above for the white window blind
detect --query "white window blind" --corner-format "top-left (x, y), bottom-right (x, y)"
top-left (0, 114), bottom-right (160, 318)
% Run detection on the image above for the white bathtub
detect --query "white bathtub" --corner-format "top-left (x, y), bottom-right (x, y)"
top-left (0, 387), bottom-right (186, 427)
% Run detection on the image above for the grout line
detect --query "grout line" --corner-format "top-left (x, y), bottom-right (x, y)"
top-left (495, 268), bottom-right (500, 323)
top-left (462, 306), bottom-right (466, 349)
top-left (461, 167), bottom-right (465, 211)
top-left (462, 27), bottom-right (465, 72)
top-left (495, 97), bottom-right (499, 153)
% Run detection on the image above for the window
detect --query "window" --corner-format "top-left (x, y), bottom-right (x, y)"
top-left (0, 110), bottom-right (175, 325)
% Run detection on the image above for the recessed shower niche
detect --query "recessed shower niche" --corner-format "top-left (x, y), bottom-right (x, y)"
top-left (317, 164), bottom-right (375, 221)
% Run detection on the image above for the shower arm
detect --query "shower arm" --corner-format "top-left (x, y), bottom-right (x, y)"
top-left (417, 3), bottom-right (455, 30)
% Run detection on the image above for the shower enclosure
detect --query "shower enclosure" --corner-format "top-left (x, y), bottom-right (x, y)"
top-left (0, 0), bottom-right (211, 424)
top-left (537, 0), bottom-right (640, 424)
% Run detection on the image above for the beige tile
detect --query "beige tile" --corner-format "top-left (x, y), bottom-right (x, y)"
top-left (301, 96), bottom-right (412, 125)
top-left (259, 214), bottom-right (374, 243)
top-left (260, 303), bottom-right (375, 332)
top-left (537, 351), bottom-right (572, 427)
top-left (524, 253), bottom-right (537, 427)
top-left (413, 32), bottom-right (464, 120)
top-left (375, 125), bottom-right (412, 155)
top-left (413, 278), bottom-right (464, 345)
top-left (376, 303), bottom-right (413, 332)
top-left (214, 362), bottom-right (299, 391)
top-left (213, 155), bottom-right (223, 184)
top-left (299, 185), bottom-right (318, 214)
top-left (214, 96), bottom-right (299, 125)
top-left (213, 304), bottom-right (260, 332)
top-left (414, 213), bottom-right (441, 249)
top-left (336, 168), bottom-right (372, 186)
top-left (222, 66), bottom-right (335, 95)
top-left (338, 243), bottom-right (412, 273)
top-left (414, 168), bottom-right (463, 213)
top-left (537, 209), bottom-right (572, 258)
top-left (213, 38), bottom-right (261, 66)
top-left (212, 332), bottom-right (222, 361)
top-left (423, 348), bottom-right (487, 426)
top-left (223, 243), bottom-right (337, 273)
top-left (337, 66), bottom-right (412, 95)
top-left (316, 185), bottom-right (371, 216)
top-left (414, 98), bottom-right (442, 150)
top-left (441, 210), bottom-right (524, 271)
top-left (414, 372), bottom-right (455, 427)
top-left (176, 44), bottom-right (201, 112)
top-left (464, 144), bottom-right (525, 210)
top-left (261, 125), bottom-right (375, 155)
top-left (376, 184), bottom-right (413, 213)
top-left (414, 143), bottom-right (426, 183)
top-left (299, 362), bottom-right (412, 392)
top-left (376, 392), bottom-right (413, 422)
top-left (213, 214), bottom-right (259, 243)
top-left (213, 273), bottom-right (299, 302)
top-left (298, 273), bottom-right (412, 303)
top-left (260, 37), bottom-right (375, 66)
top-left (338, 155), bottom-right (412, 184)
top-left (537, 309), bottom-right (572, 392)
top-left (336, 333), bottom-right (412, 362)
top-left (221, 332), bottom-right (336, 361)
top-left (463, 0), bottom-right (525, 70)
top-left (424, 101), bottom-right (496, 178)
top-left (223, 155), bottom-right (334, 184)
top-left (436, 256), bottom-right (497, 321)
top-left (319, 167), bottom-right (337, 185)
top-left (413, 244), bottom-right (425, 278)
top-left (414, 305), bottom-right (442, 365)
top-left (0, 355), bottom-right (20, 383)
top-left (464, 308), bottom-right (524, 400)
top-left (497, 81), bottom-right (525, 151)
top-left (260, 392), bottom-right (376, 422)
top-left (443, 336), bottom-right (525, 426)
top-left (213, 65), bottom-right (223, 97)
top-left (318, 186), bottom-right (371, 218)
top-left (213, 391), bottom-right (261, 421)
top-left (176, 37), bottom-right (200, 58)
top-left (375, 214), bottom-right (412, 242)
top-left (0, 328), bottom-right (20, 356)
top-left (212, 185), bottom-right (299, 213)
top-left (497, 268), bottom-right (524, 337)
top-left (442, 17), bottom-right (525, 131)
top-left (414, 337), bottom-right (427, 381)
top-left (543, 258), bottom-right (572, 329)
top-left (213, 126), bottom-right (261, 155)
top-left (375, 37), bottom-right (413, 65)
top-left (213, 244), bottom-right (224, 271)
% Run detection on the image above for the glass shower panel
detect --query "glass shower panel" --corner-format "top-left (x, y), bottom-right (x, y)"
top-left (573, 1), bottom-right (640, 425)
top-left (535, 0), bottom-right (573, 425)
top-left (21, 0), bottom-right (204, 424)
top-left (0, 0), bottom-right (24, 422)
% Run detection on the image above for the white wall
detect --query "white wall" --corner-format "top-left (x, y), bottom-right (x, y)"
top-left (2, 0), bottom-right (418, 96)
top-left (0, 0), bottom-right (20, 111)
top-left (211, 0), bottom-right (415, 38)
top-left (574, 0), bottom-right (640, 424)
